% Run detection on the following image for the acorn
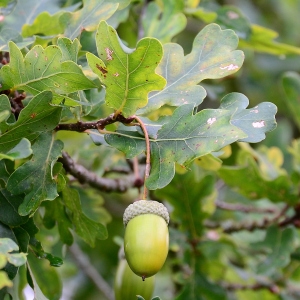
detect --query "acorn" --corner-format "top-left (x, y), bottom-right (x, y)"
top-left (114, 258), bottom-right (155, 300)
top-left (123, 200), bottom-right (169, 280)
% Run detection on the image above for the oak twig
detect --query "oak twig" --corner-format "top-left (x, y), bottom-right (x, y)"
top-left (59, 152), bottom-right (141, 192)
top-left (55, 113), bottom-right (135, 132)
top-left (215, 200), bottom-right (279, 214)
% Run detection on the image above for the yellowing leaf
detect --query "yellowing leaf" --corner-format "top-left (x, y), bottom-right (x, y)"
top-left (87, 21), bottom-right (166, 117)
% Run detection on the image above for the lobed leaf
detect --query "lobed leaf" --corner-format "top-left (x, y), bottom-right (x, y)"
top-left (239, 24), bottom-right (300, 55)
top-left (27, 259), bottom-right (52, 300)
top-left (216, 6), bottom-right (251, 39)
top-left (1, 0), bottom-right (63, 33)
top-left (0, 138), bottom-right (32, 161)
top-left (43, 199), bottom-right (74, 245)
top-left (87, 21), bottom-right (166, 117)
top-left (0, 189), bottom-right (29, 226)
top-left (138, 23), bottom-right (244, 115)
top-left (218, 153), bottom-right (298, 204)
top-left (0, 42), bottom-right (95, 104)
top-left (27, 252), bottom-right (62, 299)
top-left (60, 0), bottom-right (119, 39)
top-left (251, 226), bottom-right (295, 276)
top-left (57, 37), bottom-right (80, 63)
top-left (175, 261), bottom-right (227, 300)
top-left (62, 186), bottom-right (108, 247)
top-left (142, 0), bottom-right (187, 43)
top-left (0, 92), bottom-right (62, 153)
top-left (156, 171), bottom-right (216, 238)
top-left (0, 27), bottom-right (35, 52)
top-left (7, 132), bottom-right (64, 216)
top-left (22, 11), bottom-right (65, 37)
top-left (104, 93), bottom-right (277, 189)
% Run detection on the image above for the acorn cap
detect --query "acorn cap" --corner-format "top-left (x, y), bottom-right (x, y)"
top-left (123, 200), bottom-right (169, 226)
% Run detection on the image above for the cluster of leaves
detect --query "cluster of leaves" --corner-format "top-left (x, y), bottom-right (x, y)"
top-left (1, 0), bottom-right (300, 299)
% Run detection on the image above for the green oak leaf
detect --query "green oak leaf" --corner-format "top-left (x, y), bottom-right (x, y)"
top-left (251, 226), bottom-right (295, 276)
top-left (17, 217), bottom-right (63, 268)
top-left (22, 11), bottom-right (65, 37)
top-left (142, 0), bottom-right (187, 43)
top-left (0, 160), bottom-right (12, 185)
top-left (7, 133), bottom-right (64, 216)
top-left (86, 21), bottom-right (166, 117)
top-left (218, 152), bottom-right (298, 204)
top-left (216, 6), bottom-right (251, 39)
top-left (0, 27), bottom-right (35, 51)
top-left (57, 37), bottom-right (80, 63)
top-left (282, 72), bottom-right (300, 132)
top-left (138, 23), bottom-right (244, 115)
top-left (0, 138), bottom-right (32, 161)
top-left (175, 261), bottom-right (227, 300)
top-left (239, 24), bottom-right (300, 55)
top-left (27, 257), bottom-right (53, 300)
top-left (0, 110), bottom-right (10, 123)
top-left (27, 252), bottom-right (62, 299)
top-left (62, 186), bottom-right (108, 247)
top-left (0, 42), bottom-right (95, 104)
top-left (0, 92), bottom-right (62, 153)
top-left (0, 189), bottom-right (29, 226)
top-left (13, 226), bottom-right (30, 253)
top-left (0, 0), bottom-right (63, 32)
top-left (104, 93), bottom-right (276, 189)
top-left (43, 199), bottom-right (74, 246)
top-left (156, 171), bottom-right (216, 239)
top-left (185, 7), bottom-right (217, 23)
top-left (60, 0), bottom-right (119, 39)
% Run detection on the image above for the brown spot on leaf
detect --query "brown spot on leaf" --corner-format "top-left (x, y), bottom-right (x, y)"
top-left (96, 64), bottom-right (108, 75)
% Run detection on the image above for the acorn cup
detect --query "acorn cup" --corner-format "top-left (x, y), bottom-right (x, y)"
top-left (123, 200), bottom-right (169, 280)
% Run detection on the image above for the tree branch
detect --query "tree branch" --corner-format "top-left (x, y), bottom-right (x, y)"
top-left (59, 152), bottom-right (142, 192)
top-left (55, 113), bottom-right (135, 132)
top-left (69, 243), bottom-right (114, 300)
top-left (206, 204), bottom-right (295, 233)
top-left (215, 200), bottom-right (279, 214)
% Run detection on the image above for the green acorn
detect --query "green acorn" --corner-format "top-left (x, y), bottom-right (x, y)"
top-left (123, 200), bottom-right (169, 279)
top-left (114, 258), bottom-right (155, 300)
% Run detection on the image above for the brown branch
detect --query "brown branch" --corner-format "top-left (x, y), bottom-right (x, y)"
top-left (59, 151), bottom-right (141, 192)
top-left (55, 113), bottom-right (135, 132)
top-left (69, 243), bottom-right (114, 300)
top-left (215, 200), bottom-right (279, 214)
top-left (206, 204), bottom-right (295, 233)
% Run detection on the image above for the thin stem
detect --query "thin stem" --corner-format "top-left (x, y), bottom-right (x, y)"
top-left (133, 116), bottom-right (151, 200)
